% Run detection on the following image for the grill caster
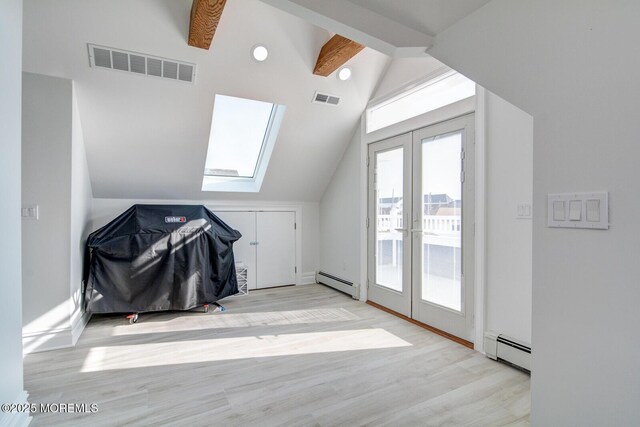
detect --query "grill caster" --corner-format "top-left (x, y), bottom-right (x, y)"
top-left (127, 313), bottom-right (139, 324)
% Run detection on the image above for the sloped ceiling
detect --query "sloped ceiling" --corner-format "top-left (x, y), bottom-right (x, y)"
top-left (22, 0), bottom-right (389, 201)
top-left (347, 0), bottom-right (492, 36)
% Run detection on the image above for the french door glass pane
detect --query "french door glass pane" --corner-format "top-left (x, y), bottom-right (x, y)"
top-left (375, 147), bottom-right (404, 292)
top-left (421, 132), bottom-right (462, 311)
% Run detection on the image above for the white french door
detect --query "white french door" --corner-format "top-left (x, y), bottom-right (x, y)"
top-left (368, 114), bottom-right (475, 342)
top-left (367, 133), bottom-right (412, 317)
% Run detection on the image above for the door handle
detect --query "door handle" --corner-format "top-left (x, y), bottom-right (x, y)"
top-left (411, 229), bottom-right (425, 233)
top-left (249, 241), bottom-right (259, 245)
top-left (394, 228), bottom-right (407, 232)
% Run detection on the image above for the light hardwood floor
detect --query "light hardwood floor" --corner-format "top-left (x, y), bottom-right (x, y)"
top-left (24, 284), bottom-right (530, 426)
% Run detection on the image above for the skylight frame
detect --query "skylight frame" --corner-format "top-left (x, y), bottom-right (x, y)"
top-left (203, 103), bottom-right (276, 180)
top-left (201, 95), bottom-right (286, 193)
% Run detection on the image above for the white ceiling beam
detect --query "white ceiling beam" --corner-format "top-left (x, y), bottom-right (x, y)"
top-left (259, 0), bottom-right (433, 57)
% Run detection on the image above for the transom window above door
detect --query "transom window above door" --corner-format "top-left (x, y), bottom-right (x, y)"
top-left (366, 69), bottom-right (476, 133)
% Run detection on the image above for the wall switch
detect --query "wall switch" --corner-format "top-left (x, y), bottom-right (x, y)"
top-left (553, 201), bottom-right (565, 221)
top-left (21, 205), bottom-right (39, 220)
top-left (569, 200), bottom-right (582, 221)
top-left (586, 199), bottom-right (600, 222)
top-left (547, 192), bottom-right (608, 229)
top-left (517, 203), bottom-right (532, 219)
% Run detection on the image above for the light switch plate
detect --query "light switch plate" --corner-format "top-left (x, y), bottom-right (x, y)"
top-left (516, 203), bottom-right (532, 219)
top-left (547, 192), bottom-right (608, 229)
top-left (21, 205), bottom-right (39, 220)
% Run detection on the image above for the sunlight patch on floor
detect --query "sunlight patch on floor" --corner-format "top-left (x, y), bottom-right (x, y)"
top-left (83, 328), bottom-right (411, 372)
top-left (110, 308), bottom-right (360, 336)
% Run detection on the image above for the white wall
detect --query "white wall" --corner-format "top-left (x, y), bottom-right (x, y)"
top-left (372, 56), bottom-right (447, 100)
top-left (429, 0), bottom-right (640, 424)
top-left (22, 73), bottom-right (73, 346)
top-left (22, 72), bottom-right (93, 353)
top-left (90, 198), bottom-right (319, 279)
top-left (300, 202), bottom-right (320, 275)
top-left (70, 84), bottom-right (93, 340)
top-left (485, 91), bottom-right (533, 344)
top-left (0, 0), bottom-right (30, 425)
top-left (319, 129), bottom-right (362, 284)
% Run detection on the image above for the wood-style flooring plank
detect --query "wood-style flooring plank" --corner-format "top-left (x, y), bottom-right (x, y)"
top-left (23, 284), bottom-right (529, 426)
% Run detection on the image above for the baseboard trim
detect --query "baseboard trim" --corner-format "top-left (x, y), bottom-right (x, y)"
top-left (0, 390), bottom-right (32, 427)
top-left (301, 271), bottom-right (316, 285)
top-left (71, 310), bottom-right (91, 345)
top-left (23, 325), bottom-right (73, 354)
top-left (366, 300), bottom-right (474, 350)
top-left (24, 308), bottom-right (91, 354)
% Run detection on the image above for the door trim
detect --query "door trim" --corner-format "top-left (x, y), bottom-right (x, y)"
top-left (473, 87), bottom-right (487, 352)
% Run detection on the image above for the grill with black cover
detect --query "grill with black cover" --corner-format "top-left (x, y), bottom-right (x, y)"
top-left (84, 204), bottom-right (241, 314)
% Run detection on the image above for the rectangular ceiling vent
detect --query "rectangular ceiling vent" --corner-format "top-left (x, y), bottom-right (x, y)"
top-left (312, 91), bottom-right (341, 106)
top-left (87, 44), bottom-right (196, 84)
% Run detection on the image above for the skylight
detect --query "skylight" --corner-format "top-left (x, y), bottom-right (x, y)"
top-left (202, 95), bottom-right (285, 192)
top-left (366, 70), bottom-right (476, 133)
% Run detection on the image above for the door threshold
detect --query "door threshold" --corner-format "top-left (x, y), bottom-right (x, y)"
top-left (366, 300), bottom-right (474, 349)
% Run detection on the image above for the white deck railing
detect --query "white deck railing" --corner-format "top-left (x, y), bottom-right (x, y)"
top-left (377, 214), bottom-right (461, 235)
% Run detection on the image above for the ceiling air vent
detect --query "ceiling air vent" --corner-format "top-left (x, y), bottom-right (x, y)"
top-left (87, 44), bottom-right (196, 84)
top-left (312, 91), bottom-right (341, 106)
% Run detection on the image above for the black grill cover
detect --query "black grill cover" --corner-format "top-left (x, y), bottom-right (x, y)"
top-left (84, 204), bottom-right (242, 314)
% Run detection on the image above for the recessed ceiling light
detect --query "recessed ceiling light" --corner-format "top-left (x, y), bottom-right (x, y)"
top-left (338, 67), bottom-right (352, 81)
top-left (251, 44), bottom-right (269, 62)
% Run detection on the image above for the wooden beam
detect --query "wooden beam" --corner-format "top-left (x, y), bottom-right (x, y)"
top-left (188, 0), bottom-right (227, 50)
top-left (313, 34), bottom-right (364, 77)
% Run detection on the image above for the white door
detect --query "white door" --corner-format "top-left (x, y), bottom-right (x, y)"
top-left (411, 115), bottom-right (474, 341)
top-left (367, 133), bottom-right (412, 317)
top-left (214, 211), bottom-right (258, 290)
top-left (367, 114), bottom-right (474, 342)
top-left (256, 211), bottom-right (296, 288)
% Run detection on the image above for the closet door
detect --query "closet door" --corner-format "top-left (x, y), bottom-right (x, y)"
top-left (213, 211), bottom-right (257, 290)
top-left (256, 211), bottom-right (296, 288)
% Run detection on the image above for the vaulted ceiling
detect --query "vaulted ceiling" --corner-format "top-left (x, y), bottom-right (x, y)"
top-left (23, 0), bottom-right (388, 201)
top-left (347, 0), bottom-right (492, 36)
top-left (22, 0), bottom-right (489, 202)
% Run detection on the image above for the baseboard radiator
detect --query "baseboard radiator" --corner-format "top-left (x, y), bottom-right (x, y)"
top-left (484, 332), bottom-right (531, 372)
top-left (316, 271), bottom-right (360, 300)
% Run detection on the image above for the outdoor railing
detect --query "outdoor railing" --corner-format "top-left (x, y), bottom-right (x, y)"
top-left (377, 214), bottom-right (461, 234)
